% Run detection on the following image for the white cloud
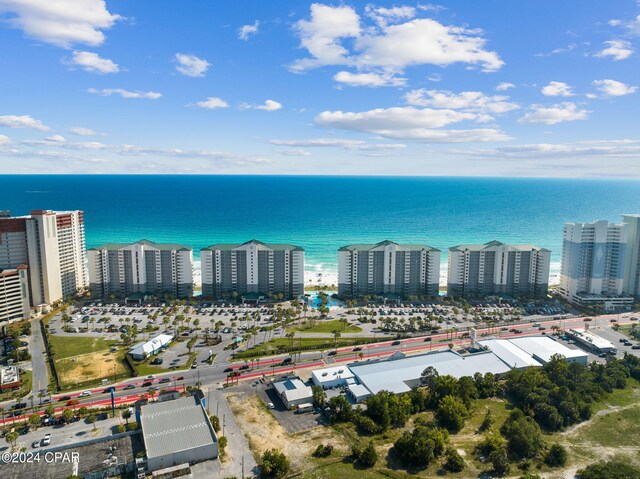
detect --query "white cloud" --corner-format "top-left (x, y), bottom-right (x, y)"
top-left (333, 71), bottom-right (406, 87)
top-left (404, 89), bottom-right (519, 114)
top-left (238, 20), bottom-right (259, 40)
top-left (0, 114), bottom-right (50, 130)
top-left (541, 81), bottom-right (574, 97)
top-left (290, 4), bottom-right (503, 76)
top-left (175, 53), bottom-right (210, 77)
top-left (517, 103), bottom-right (589, 125)
top-left (596, 40), bottom-right (633, 60)
top-left (69, 126), bottom-right (96, 136)
top-left (593, 79), bottom-right (637, 97)
top-left (45, 134), bottom-right (65, 143)
top-left (67, 50), bottom-right (119, 73)
top-left (194, 97), bottom-right (229, 109)
top-left (270, 138), bottom-right (406, 150)
top-left (0, 134), bottom-right (11, 144)
top-left (276, 148), bottom-right (311, 156)
top-left (88, 88), bottom-right (162, 99)
top-left (241, 99), bottom-right (282, 111)
top-left (623, 14), bottom-right (640, 36)
top-left (0, 0), bottom-right (121, 48)
top-left (364, 5), bottom-right (416, 27)
top-left (314, 106), bottom-right (511, 142)
top-left (496, 82), bottom-right (514, 91)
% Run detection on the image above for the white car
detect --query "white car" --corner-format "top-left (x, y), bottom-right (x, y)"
top-left (267, 402), bottom-right (275, 409)
top-left (146, 375), bottom-right (155, 380)
top-left (42, 434), bottom-right (51, 446)
top-left (78, 391), bottom-right (92, 398)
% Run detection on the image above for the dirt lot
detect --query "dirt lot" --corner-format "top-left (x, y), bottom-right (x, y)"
top-left (227, 392), bottom-right (349, 470)
top-left (57, 350), bottom-right (128, 386)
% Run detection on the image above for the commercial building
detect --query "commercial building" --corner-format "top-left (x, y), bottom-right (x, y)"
top-left (622, 214), bottom-right (640, 298)
top-left (272, 378), bottom-right (313, 408)
top-left (0, 365), bottom-right (21, 390)
top-left (128, 333), bottom-right (173, 360)
top-left (201, 240), bottom-right (304, 301)
top-left (566, 328), bottom-right (617, 354)
top-left (348, 349), bottom-right (512, 396)
top-left (479, 336), bottom-right (588, 366)
top-left (338, 240), bottom-right (440, 299)
top-left (140, 394), bottom-right (219, 472)
top-left (0, 210), bottom-right (88, 306)
top-left (447, 241), bottom-right (551, 298)
top-left (88, 240), bottom-right (194, 299)
top-left (0, 266), bottom-right (30, 323)
top-left (311, 365), bottom-right (355, 390)
top-left (558, 220), bottom-right (633, 310)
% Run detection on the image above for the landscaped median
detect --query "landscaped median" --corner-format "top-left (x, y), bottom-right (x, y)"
top-left (287, 319), bottom-right (363, 334)
top-left (232, 336), bottom-right (382, 359)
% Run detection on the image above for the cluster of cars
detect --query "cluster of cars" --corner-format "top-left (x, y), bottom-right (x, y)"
top-left (31, 433), bottom-right (51, 449)
top-left (619, 337), bottom-right (640, 350)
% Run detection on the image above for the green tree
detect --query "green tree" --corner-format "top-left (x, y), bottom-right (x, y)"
top-left (444, 446), bottom-right (465, 472)
top-left (78, 406), bottom-right (88, 418)
top-left (209, 415), bottom-right (220, 432)
top-left (88, 413), bottom-right (97, 430)
top-left (5, 430), bottom-right (19, 448)
top-left (489, 448), bottom-right (510, 476)
top-left (45, 405), bottom-right (55, 417)
top-left (479, 409), bottom-right (493, 432)
top-left (29, 413), bottom-right (41, 430)
top-left (122, 409), bottom-right (132, 425)
top-left (393, 426), bottom-right (449, 467)
top-left (352, 441), bottom-right (378, 468)
top-left (436, 395), bottom-right (468, 433)
top-left (261, 449), bottom-right (290, 478)
top-left (545, 443), bottom-right (568, 467)
top-left (576, 460), bottom-right (640, 479)
top-left (311, 385), bottom-right (327, 408)
top-left (62, 408), bottom-right (74, 424)
top-left (500, 410), bottom-right (545, 459)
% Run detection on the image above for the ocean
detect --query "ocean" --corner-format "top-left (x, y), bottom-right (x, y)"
top-left (2, 175), bottom-right (639, 285)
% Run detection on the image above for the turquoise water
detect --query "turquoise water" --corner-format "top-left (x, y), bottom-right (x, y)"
top-left (2, 175), bottom-right (639, 277)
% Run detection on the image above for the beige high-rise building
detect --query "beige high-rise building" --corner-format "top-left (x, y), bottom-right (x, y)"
top-left (0, 210), bottom-right (88, 306)
top-left (0, 265), bottom-right (31, 323)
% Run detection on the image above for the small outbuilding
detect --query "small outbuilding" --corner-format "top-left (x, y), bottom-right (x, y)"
top-left (129, 333), bottom-right (173, 360)
top-left (273, 378), bottom-right (313, 409)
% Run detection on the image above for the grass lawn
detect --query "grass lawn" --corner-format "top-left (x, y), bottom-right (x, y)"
top-left (570, 404), bottom-right (640, 448)
top-left (301, 462), bottom-right (401, 479)
top-left (289, 319), bottom-right (363, 334)
top-left (233, 336), bottom-right (375, 359)
top-left (48, 335), bottom-right (118, 360)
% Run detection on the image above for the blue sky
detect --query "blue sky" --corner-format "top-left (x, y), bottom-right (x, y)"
top-left (0, 0), bottom-right (639, 176)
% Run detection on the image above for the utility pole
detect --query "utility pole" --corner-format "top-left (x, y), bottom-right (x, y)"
top-left (222, 413), bottom-right (226, 436)
top-left (242, 455), bottom-right (245, 479)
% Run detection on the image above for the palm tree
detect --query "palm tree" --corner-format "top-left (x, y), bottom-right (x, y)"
top-left (332, 330), bottom-right (341, 346)
top-left (122, 409), bottom-right (131, 424)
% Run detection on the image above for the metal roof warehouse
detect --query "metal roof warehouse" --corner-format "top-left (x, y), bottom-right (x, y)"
top-left (140, 395), bottom-right (218, 472)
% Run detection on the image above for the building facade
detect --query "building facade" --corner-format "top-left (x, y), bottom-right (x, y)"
top-left (0, 266), bottom-right (31, 323)
top-left (88, 240), bottom-right (193, 299)
top-left (559, 220), bottom-right (632, 309)
top-left (338, 240), bottom-right (440, 298)
top-left (201, 240), bottom-right (304, 300)
top-left (447, 241), bottom-right (551, 298)
top-left (622, 214), bottom-right (640, 298)
top-left (0, 210), bottom-right (88, 306)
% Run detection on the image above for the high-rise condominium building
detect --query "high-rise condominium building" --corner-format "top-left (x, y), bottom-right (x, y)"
top-left (559, 220), bottom-right (632, 309)
top-left (0, 266), bottom-right (31, 323)
top-left (338, 240), bottom-right (440, 299)
top-left (88, 240), bottom-right (194, 299)
top-left (447, 241), bottom-right (551, 298)
top-left (0, 210), bottom-right (88, 306)
top-left (201, 240), bottom-right (304, 300)
top-left (622, 214), bottom-right (640, 298)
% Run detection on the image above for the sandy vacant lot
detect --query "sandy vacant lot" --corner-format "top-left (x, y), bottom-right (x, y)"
top-left (57, 350), bottom-right (127, 386)
top-left (228, 392), bottom-right (348, 470)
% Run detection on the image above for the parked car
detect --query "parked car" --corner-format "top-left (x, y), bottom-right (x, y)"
top-left (32, 441), bottom-right (40, 448)
top-left (123, 384), bottom-right (135, 390)
top-left (150, 358), bottom-right (163, 365)
top-left (78, 391), bottom-right (92, 398)
top-left (42, 434), bottom-right (51, 446)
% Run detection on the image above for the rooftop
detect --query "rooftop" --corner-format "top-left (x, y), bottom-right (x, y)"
top-left (203, 239), bottom-right (304, 251)
top-left (140, 395), bottom-right (217, 460)
top-left (508, 336), bottom-right (588, 363)
top-left (477, 339), bottom-right (543, 368)
top-left (273, 378), bottom-right (313, 402)
top-left (567, 328), bottom-right (616, 350)
top-left (349, 349), bottom-right (512, 395)
top-left (311, 365), bottom-right (355, 385)
top-left (89, 239), bottom-right (192, 252)
top-left (449, 240), bottom-right (550, 253)
top-left (339, 240), bottom-right (439, 252)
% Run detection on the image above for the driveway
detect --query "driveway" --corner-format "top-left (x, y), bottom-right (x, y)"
top-left (30, 316), bottom-right (49, 398)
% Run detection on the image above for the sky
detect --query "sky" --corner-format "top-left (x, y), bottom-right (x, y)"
top-left (0, 0), bottom-right (639, 177)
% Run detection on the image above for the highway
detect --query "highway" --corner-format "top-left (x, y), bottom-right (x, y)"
top-left (1, 311), bottom-right (636, 426)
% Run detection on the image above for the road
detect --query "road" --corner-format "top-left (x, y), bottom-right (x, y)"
top-left (2, 311), bottom-right (638, 425)
top-left (29, 316), bottom-right (48, 399)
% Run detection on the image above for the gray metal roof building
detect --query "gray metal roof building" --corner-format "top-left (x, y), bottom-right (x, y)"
top-left (140, 395), bottom-right (218, 472)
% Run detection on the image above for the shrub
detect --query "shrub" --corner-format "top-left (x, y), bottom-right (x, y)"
top-left (261, 449), bottom-right (290, 478)
top-left (443, 447), bottom-right (465, 472)
top-left (312, 444), bottom-right (333, 458)
top-left (544, 443), bottom-right (568, 467)
top-left (352, 441), bottom-right (378, 468)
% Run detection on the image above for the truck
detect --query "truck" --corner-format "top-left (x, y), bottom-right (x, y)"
top-left (296, 403), bottom-right (314, 414)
